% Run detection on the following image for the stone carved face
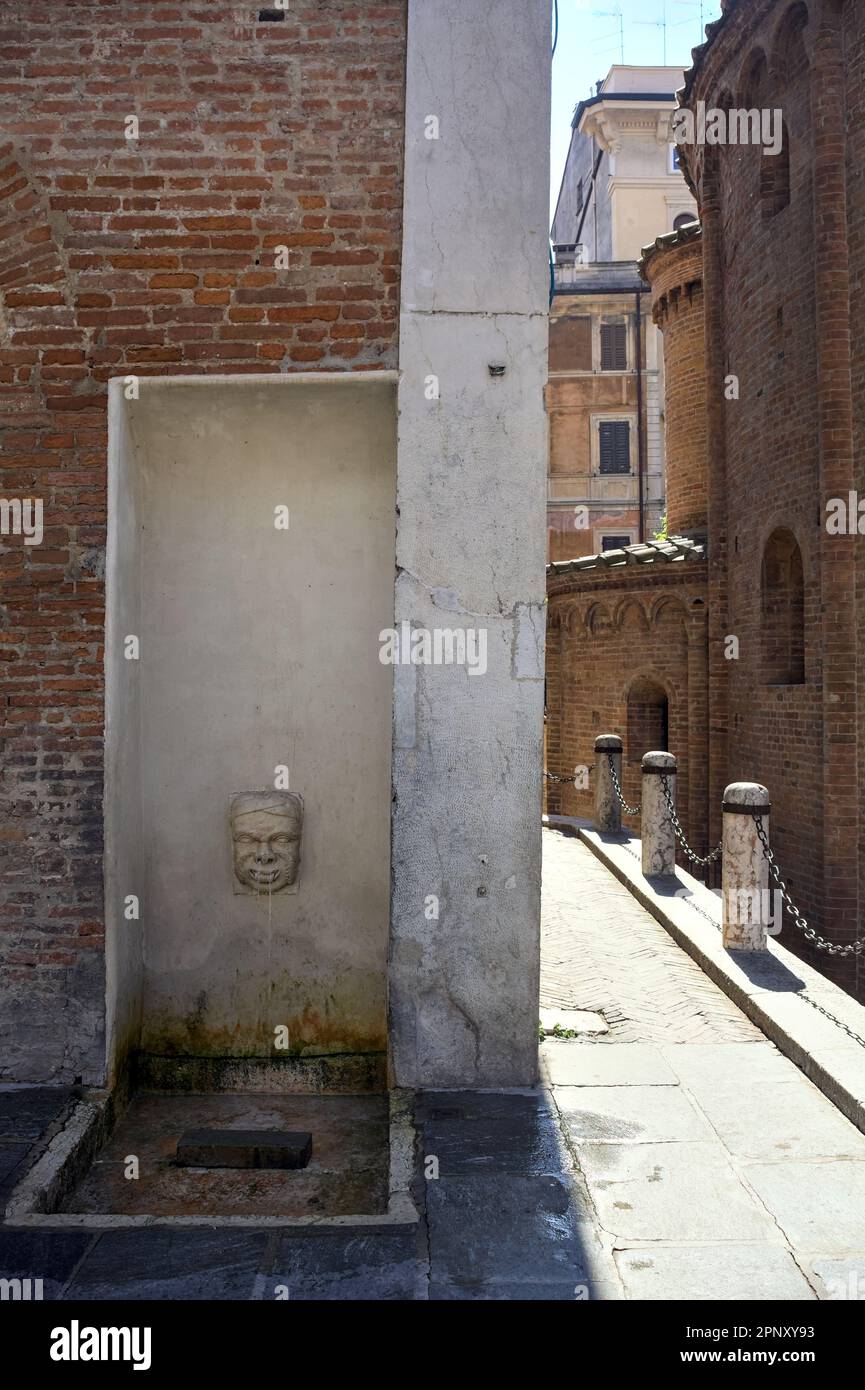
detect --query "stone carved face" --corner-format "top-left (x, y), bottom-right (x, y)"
top-left (230, 792), bottom-right (303, 894)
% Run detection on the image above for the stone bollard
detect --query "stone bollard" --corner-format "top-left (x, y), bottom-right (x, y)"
top-left (722, 782), bottom-right (771, 951)
top-left (641, 751), bottom-right (677, 878)
top-left (594, 734), bottom-right (623, 833)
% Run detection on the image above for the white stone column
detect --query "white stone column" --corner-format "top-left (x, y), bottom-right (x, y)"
top-left (390, 0), bottom-right (552, 1088)
top-left (722, 782), bottom-right (771, 951)
top-left (641, 751), bottom-right (677, 878)
top-left (594, 734), bottom-right (622, 834)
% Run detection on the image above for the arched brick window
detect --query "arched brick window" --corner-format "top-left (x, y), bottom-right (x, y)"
top-left (627, 677), bottom-right (669, 764)
top-left (761, 120), bottom-right (790, 219)
top-left (761, 528), bottom-right (805, 684)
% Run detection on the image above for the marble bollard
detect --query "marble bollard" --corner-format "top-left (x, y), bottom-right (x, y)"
top-left (641, 751), bottom-right (677, 878)
top-left (594, 734), bottom-right (623, 833)
top-left (722, 782), bottom-right (771, 951)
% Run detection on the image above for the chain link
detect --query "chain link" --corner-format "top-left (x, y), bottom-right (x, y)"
top-left (602, 804), bottom-right (865, 1050)
top-left (752, 813), bottom-right (865, 958)
top-left (659, 772), bottom-right (723, 868)
top-left (606, 753), bottom-right (641, 815)
top-left (798, 992), bottom-right (865, 1050)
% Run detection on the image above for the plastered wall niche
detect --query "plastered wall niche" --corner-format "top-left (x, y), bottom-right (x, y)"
top-left (104, 374), bottom-right (397, 1078)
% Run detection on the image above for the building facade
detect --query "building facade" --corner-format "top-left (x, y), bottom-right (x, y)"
top-left (552, 66), bottom-right (698, 263)
top-left (547, 66), bottom-right (698, 562)
top-left (677, 0), bottom-right (865, 998)
top-left (547, 263), bottom-right (663, 561)
top-left (546, 224), bottom-right (710, 858)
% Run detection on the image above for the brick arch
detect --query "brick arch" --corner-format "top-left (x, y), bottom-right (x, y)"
top-left (648, 593), bottom-right (690, 628)
top-left (755, 510), bottom-right (813, 587)
top-left (736, 46), bottom-right (771, 108)
top-left (560, 600), bottom-right (585, 634)
top-left (761, 527), bottom-right (806, 685)
top-left (625, 673), bottom-right (671, 765)
top-left (584, 600), bottom-right (613, 635)
top-left (770, 1), bottom-right (812, 85)
top-left (613, 596), bottom-right (650, 632)
top-left (697, 87), bottom-right (736, 210)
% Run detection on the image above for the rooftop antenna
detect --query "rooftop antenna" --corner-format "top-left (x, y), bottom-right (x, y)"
top-left (635, 0), bottom-right (669, 65)
top-left (672, 0), bottom-right (708, 44)
top-left (592, 6), bottom-right (625, 65)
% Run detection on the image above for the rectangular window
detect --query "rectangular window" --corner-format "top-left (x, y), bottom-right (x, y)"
top-left (600, 320), bottom-right (627, 371)
top-left (577, 177), bottom-right (584, 214)
top-left (598, 420), bottom-right (631, 474)
top-left (601, 534), bottom-right (631, 552)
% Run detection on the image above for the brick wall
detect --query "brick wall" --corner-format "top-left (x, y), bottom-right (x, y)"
top-left (546, 561), bottom-right (709, 859)
top-left (0, 0), bottom-right (407, 1082)
top-left (641, 228), bottom-right (707, 538)
top-left (682, 0), bottom-right (864, 997)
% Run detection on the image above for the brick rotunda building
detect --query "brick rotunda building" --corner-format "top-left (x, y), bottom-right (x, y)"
top-left (545, 219), bottom-right (710, 857)
top-left (548, 0), bottom-right (865, 1002)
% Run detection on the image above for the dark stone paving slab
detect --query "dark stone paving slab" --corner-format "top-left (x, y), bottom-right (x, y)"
top-left (0, 1229), bottom-right (95, 1300)
top-left (63, 1229), bottom-right (267, 1301)
top-left (0, 1142), bottom-right (31, 1186)
top-left (0, 1087), bottom-right (74, 1141)
top-left (267, 1228), bottom-right (428, 1301)
top-left (419, 1114), bottom-right (569, 1176)
top-left (426, 1174), bottom-right (598, 1288)
top-left (415, 1090), bottom-right (554, 1123)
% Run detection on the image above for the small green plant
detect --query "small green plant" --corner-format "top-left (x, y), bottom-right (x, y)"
top-left (538, 1019), bottom-right (545, 1041)
top-left (552, 1021), bottom-right (578, 1039)
top-left (653, 513), bottom-right (669, 542)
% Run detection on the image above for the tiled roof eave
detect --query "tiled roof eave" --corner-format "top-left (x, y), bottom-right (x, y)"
top-left (547, 534), bottom-right (707, 579)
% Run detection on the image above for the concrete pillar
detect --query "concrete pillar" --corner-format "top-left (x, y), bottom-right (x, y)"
top-left (594, 734), bottom-right (622, 834)
top-left (641, 751), bottom-right (677, 878)
top-left (722, 782), bottom-right (770, 952)
top-left (390, 0), bottom-right (551, 1088)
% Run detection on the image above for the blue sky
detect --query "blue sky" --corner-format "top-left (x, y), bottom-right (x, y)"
top-left (550, 0), bottom-right (724, 221)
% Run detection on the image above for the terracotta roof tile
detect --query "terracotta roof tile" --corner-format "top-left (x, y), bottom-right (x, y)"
top-left (547, 534), bottom-right (707, 577)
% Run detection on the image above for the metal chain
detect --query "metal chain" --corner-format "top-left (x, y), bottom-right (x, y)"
top-left (606, 753), bottom-right (641, 815)
top-left (798, 992), bottom-right (865, 1050)
top-left (609, 801), bottom-right (865, 1050)
top-left (659, 772), bottom-right (723, 867)
top-left (752, 814), bottom-right (865, 957)
top-left (544, 769), bottom-right (575, 785)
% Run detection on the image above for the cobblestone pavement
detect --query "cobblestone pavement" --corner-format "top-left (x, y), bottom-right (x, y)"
top-left (541, 827), bottom-right (759, 1043)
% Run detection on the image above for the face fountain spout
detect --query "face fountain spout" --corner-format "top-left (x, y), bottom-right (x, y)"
top-left (230, 791), bottom-right (303, 894)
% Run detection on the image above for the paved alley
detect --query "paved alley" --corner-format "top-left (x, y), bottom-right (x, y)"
top-left (539, 827), bottom-right (865, 1300)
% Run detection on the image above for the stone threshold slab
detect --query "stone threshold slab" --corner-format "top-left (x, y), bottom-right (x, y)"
top-left (574, 825), bottom-right (865, 1137)
top-left (4, 1091), bottom-right (419, 1231)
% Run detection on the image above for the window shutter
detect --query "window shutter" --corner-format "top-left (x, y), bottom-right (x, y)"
top-left (600, 321), bottom-right (627, 371)
top-left (599, 421), bottom-right (630, 474)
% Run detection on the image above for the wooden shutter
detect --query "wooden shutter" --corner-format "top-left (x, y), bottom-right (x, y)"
top-left (600, 321), bottom-right (627, 371)
top-left (599, 421), bottom-right (630, 474)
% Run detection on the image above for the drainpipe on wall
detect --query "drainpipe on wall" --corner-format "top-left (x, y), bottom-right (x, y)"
top-left (575, 144), bottom-right (604, 250)
top-left (635, 289), bottom-right (646, 543)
